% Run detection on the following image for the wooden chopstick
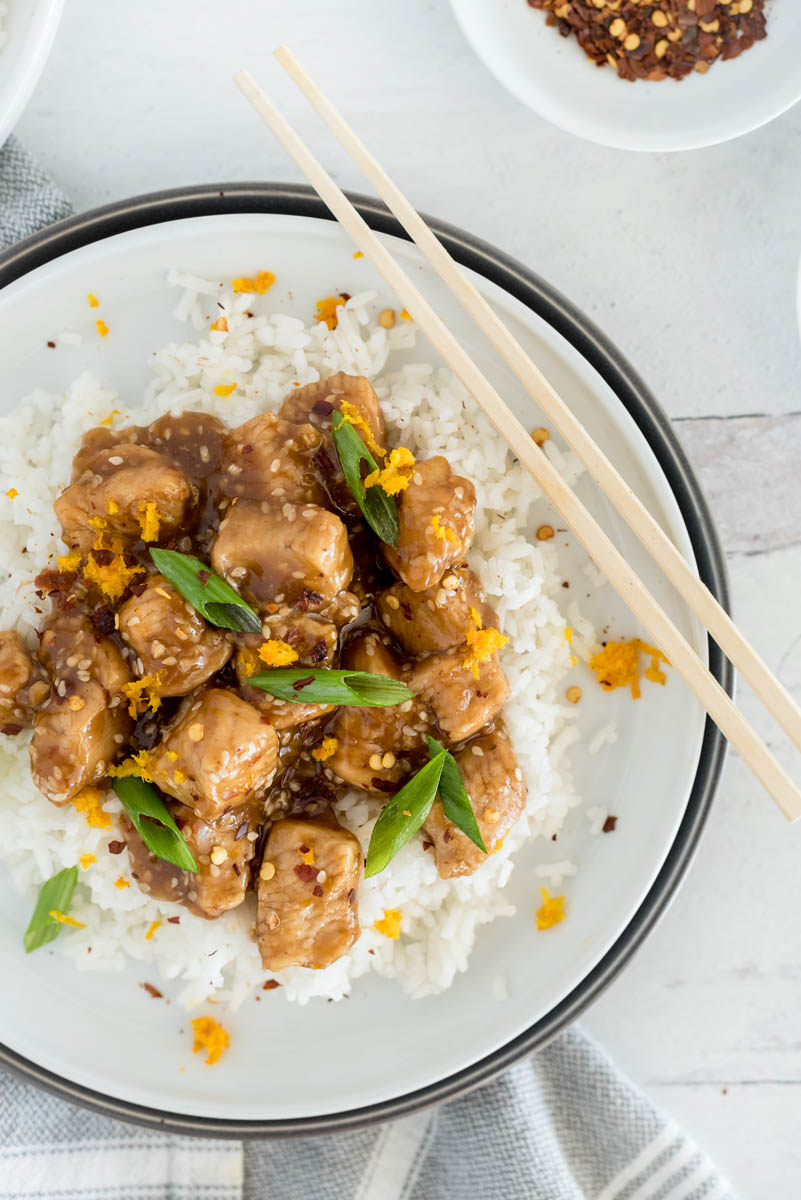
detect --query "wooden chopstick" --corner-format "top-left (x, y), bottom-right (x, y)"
top-left (233, 67), bottom-right (801, 823)
top-left (274, 45), bottom-right (801, 759)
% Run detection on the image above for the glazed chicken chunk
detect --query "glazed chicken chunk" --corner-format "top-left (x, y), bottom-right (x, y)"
top-left (149, 688), bottom-right (278, 821)
top-left (123, 799), bottom-right (262, 919)
top-left (257, 815), bottom-right (362, 971)
top-left (235, 613), bottom-right (338, 731)
top-left (409, 648), bottom-right (509, 743)
top-left (327, 632), bottom-right (430, 792)
top-left (211, 499), bottom-right (353, 609)
top-left (55, 444), bottom-right (192, 551)
top-left (0, 631), bottom-right (48, 734)
top-left (376, 566), bottom-right (497, 657)
top-left (30, 611), bottom-right (132, 804)
top-left (424, 723), bottom-right (526, 878)
top-left (219, 412), bottom-right (327, 507)
top-left (383, 457), bottom-right (476, 592)
top-left (279, 372), bottom-right (387, 450)
top-left (118, 574), bottom-right (231, 697)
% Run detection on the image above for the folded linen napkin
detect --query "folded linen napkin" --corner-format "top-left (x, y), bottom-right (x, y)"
top-left (0, 138), bottom-right (71, 249)
top-left (0, 143), bottom-right (736, 1200)
top-left (0, 1029), bottom-right (733, 1200)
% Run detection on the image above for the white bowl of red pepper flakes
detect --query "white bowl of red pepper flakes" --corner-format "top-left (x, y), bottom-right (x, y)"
top-left (451, 0), bottom-right (801, 151)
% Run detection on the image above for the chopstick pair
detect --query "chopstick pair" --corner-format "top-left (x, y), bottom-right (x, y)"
top-left (233, 54), bottom-right (801, 823)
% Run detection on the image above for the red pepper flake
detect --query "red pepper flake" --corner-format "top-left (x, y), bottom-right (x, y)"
top-left (299, 843), bottom-right (310, 854)
top-left (263, 979), bottom-right (280, 990)
top-left (348, 888), bottom-right (357, 905)
top-left (197, 569), bottom-right (210, 586)
top-left (47, 340), bottom-right (56, 349)
top-left (602, 815), bottom-right (618, 833)
top-left (107, 840), bottom-right (125, 855)
top-left (443, 829), bottom-right (453, 843)
top-left (422, 841), bottom-right (434, 851)
top-left (312, 884), bottom-right (324, 897)
top-left (141, 982), bottom-right (163, 999)
top-left (294, 863), bottom-right (318, 883)
top-left (167, 916), bottom-right (181, 924)
top-left (291, 675), bottom-right (315, 692)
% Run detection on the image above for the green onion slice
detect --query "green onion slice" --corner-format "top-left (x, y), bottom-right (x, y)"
top-left (365, 751), bottom-right (447, 878)
top-left (112, 776), bottom-right (198, 873)
top-left (426, 736), bottom-right (487, 854)
top-left (331, 412), bottom-right (399, 547)
top-left (247, 668), bottom-right (415, 707)
top-left (149, 548), bottom-right (261, 635)
top-left (24, 866), bottom-right (80, 953)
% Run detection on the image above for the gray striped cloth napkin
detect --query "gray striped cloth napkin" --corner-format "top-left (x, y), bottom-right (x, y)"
top-left (0, 139), bottom-right (736, 1200)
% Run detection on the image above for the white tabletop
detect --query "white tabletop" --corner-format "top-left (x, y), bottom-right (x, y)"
top-left (17, 1), bottom-right (801, 1193)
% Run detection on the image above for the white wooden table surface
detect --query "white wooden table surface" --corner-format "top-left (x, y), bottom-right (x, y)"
top-left (17, 1), bottom-right (801, 1194)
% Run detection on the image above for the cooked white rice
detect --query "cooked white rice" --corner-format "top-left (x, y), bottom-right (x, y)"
top-left (0, 278), bottom-right (587, 1008)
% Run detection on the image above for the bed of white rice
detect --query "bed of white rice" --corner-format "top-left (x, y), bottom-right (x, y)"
top-left (0, 277), bottom-right (592, 1008)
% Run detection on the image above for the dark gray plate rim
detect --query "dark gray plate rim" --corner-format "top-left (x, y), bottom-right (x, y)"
top-left (0, 183), bottom-right (732, 1137)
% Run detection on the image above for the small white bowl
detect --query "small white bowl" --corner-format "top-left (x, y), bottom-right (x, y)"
top-left (0, 0), bottom-right (64, 149)
top-left (451, 0), bottom-right (801, 152)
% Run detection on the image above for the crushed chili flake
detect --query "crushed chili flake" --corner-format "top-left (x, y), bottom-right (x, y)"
top-left (294, 863), bottom-right (318, 883)
top-left (526, 0), bottom-right (767, 83)
top-left (298, 845), bottom-right (315, 866)
top-left (535, 887), bottom-right (565, 931)
top-left (312, 884), bottom-right (324, 897)
top-left (108, 840), bottom-right (126, 855)
top-left (374, 908), bottom-right (403, 939)
top-left (263, 979), bottom-right (281, 990)
top-left (141, 982), bottom-right (163, 998)
top-left (191, 1015), bottom-right (230, 1065)
top-left (422, 841), bottom-right (434, 851)
top-left (167, 915), bottom-right (181, 924)
top-left (589, 638), bottom-right (670, 699)
top-left (258, 638), bottom-right (299, 668)
top-left (602, 815), bottom-right (618, 833)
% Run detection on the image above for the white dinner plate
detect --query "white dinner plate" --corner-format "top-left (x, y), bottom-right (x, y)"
top-left (0, 186), bottom-right (730, 1133)
top-left (0, 0), bottom-right (63, 149)
top-left (450, 0), bottom-right (801, 152)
